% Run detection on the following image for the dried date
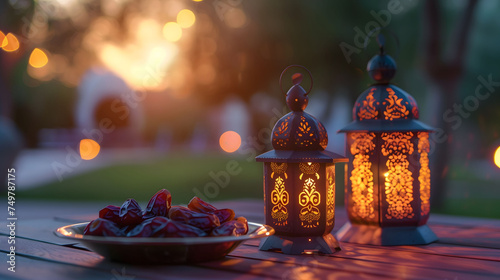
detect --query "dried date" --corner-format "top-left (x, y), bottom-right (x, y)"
top-left (84, 218), bottom-right (123, 237)
top-left (188, 196), bottom-right (217, 213)
top-left (127, 217), bottom-right (206, 237)
top-left (119, 198), bottom-right (143, 227)
top-left (212, 208), bottom-right (235, 223)
top-left (143, 189), bottom-right (172, 219)
top-left (85, 190), bottom-right (250, 238)
top-left (98, 205), bottom-right (121, 224)
top-left (188, 197), bottom-right (234, 223)
top-left (211, 218), bottom-right (248, 237)
top-left (169, 206), bottom-right (220, 231)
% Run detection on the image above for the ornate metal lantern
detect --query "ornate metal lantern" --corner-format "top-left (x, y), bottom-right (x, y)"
top-left (256, 66), bottom-right (347, 254)
top-left (336, 49), bottom-right (438, 245)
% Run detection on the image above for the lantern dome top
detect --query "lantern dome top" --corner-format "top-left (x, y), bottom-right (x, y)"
top-left (257, 66), bottom-right (347, 163)
top-left (272, 72), bottom-right (327, 151)
top-left (339, 53), bottom-right (434, 133)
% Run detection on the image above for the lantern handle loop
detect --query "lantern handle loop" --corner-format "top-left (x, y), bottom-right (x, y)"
top-left (279, 65), bottom-right (313, 96)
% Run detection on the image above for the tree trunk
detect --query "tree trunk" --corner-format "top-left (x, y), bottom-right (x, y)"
top-left (423, 0), bottom-right (479, 210)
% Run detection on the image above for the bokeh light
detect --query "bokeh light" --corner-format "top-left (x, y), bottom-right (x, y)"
top-left (29, 48), bottom-right (49, 68)
top-left (0, 31), bottom-right (6, 48)
top-left (177, 9), bottom-right (196, 28)
top-left (80, 139), bottom-right (101, 160)
top-left (98, 41), bottom-right (177, 90)
top-left (2, 33), bottom-right (20, 52)
top-left (220, 131), bottom-right (241, 153)
top-left (494, 146), bottom-right (500, 168)
top-left (163, 22), bottom-right (182, 42)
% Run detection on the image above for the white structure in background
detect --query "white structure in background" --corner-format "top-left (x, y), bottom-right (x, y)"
top-left (325, 94), bottom-right (350, 155)
top-left (76, 68), bottom-right (143, 146)
top-left (218, 97), bottom-right (250, 147)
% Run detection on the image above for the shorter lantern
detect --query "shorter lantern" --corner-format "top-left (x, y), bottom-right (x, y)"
top-left (256, 66), bottom-right (347, 254)
top-left (336, 47), bottom-right (438, 245)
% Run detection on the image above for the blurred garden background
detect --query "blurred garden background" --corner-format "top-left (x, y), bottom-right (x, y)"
top-left (0, 0), bottom-right (499, 218)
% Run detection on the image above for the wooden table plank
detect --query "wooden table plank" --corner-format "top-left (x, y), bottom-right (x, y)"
top-left (229, 244), bottom-right (500, 280)
top-left (199, 255), bottom-right (391, 280)
top-left (4, 199), bottom-right (500, 279)
top-left (0, 218), bottom-right (86, 246)
top-left (244, 234), bottom-right (500, 262)
top-left (0, 255), bottom-right (134, 280)
top-left (431, 224), bottom-right (500, 249)
top-left (429, 214), bottom-right (500, 229)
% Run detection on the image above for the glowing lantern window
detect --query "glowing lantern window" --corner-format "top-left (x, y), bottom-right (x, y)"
top-left (337, 48), bottom-right (437, 245)
top-left (256, 66), bottom-right (347, 254)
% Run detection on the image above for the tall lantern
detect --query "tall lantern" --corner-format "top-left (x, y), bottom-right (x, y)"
top-left (336, 48), bottom-right (438, 245)
top-left (256, 66), bottom-right (348, 254)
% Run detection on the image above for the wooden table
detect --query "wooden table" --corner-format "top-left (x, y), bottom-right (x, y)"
top-left (1, 199), bottom-right (500, 279)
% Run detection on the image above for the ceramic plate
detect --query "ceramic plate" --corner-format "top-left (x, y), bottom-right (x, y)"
top-left (55, 222), bottom-right (274, 264)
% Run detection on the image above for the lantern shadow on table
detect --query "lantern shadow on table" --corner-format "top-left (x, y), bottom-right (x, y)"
top-left (336, 48), bottom-right (438, 246)
top-left (256, 66), bottom-right (348, 255)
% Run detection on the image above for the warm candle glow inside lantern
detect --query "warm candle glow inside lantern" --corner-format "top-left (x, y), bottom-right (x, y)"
top-left (336, 51), bottom-right (438, 245)
top-left (256, 66), bottom-right (347, 254)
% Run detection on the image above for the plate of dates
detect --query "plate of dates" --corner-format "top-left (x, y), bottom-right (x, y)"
top-left (55, 189), bottom-right (274, 264)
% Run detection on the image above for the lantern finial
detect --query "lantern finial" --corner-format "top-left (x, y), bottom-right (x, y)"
top-left (280, 65), bottom-right (313, 112)
top-left (366, 34), bottom-right (396, 83)
top-left (367, 53), bottom-right (396, 84)
top-left (285, 75), bottom-right (308, 112)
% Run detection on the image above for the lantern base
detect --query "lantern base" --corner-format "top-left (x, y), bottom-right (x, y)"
top-left (336, 222), bottom-right (438, 245)
top-left (259, 233), bottom-right (341, 255)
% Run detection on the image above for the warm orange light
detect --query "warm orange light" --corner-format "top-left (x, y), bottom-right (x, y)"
top-left (0, 31), bottom-right (6, 48)
top-left (29, 48), bottom-right (49, 68)
top-left (80, 139), bottom-right (100, 160)
top-left (197, 64), bottom-right (216, 85)
top-left (163, 22), bottom-right (182, 42)
top-left (98, 42), bottom-right (178, 91)
top-left (177, 9), bottom-right (196, 28)
top-left (350, 132), bottom-right (376, 221)
top-left (219, 131), bottom-right (241, 153)
top-left (2, 33), bottom-right (20, 52)
top-left (494, 146), bottom-right (500, 168)
top-left (224, 8), bottom-right (247, 28)
top-left (382, 132), bottom-right (415, 220)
